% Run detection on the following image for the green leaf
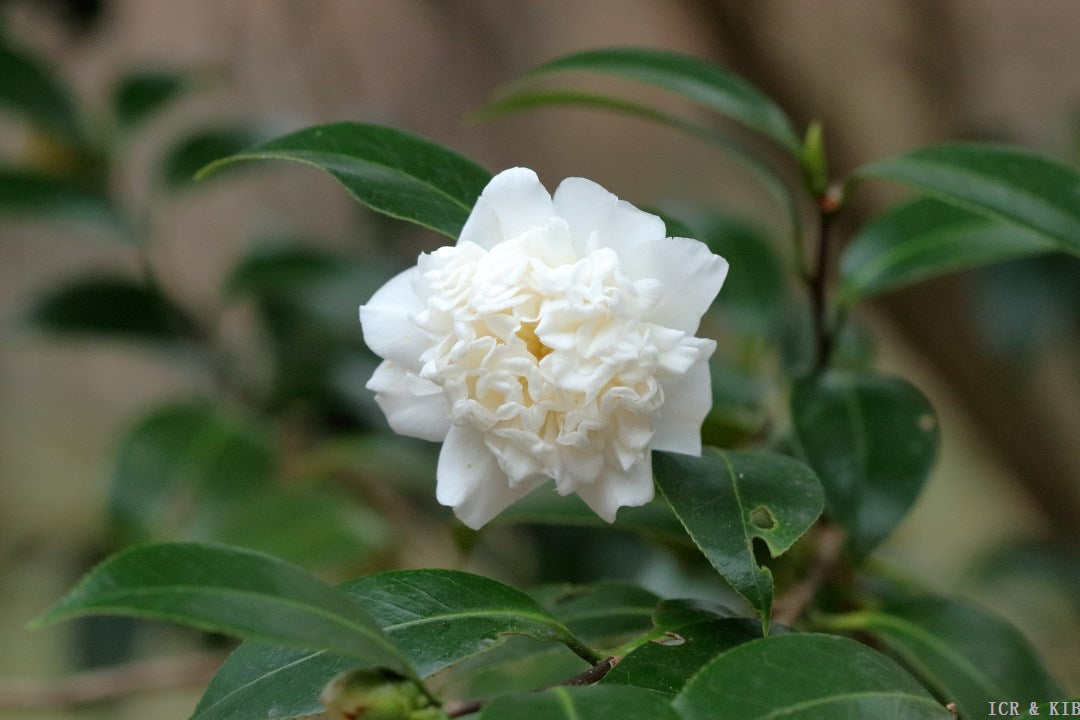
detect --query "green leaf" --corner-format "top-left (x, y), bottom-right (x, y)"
top-left (112, 70), bottom-right (187, 129)
top-left (840, 197), bottom-right (1058, 303)
top-left (0, 168), bottom-right (127, 233)
top-left (790, 371), bottom-right (939, 558)
top-left (30, 542), bottom-right (413, 678)
top-left (673, 633), bottom-right (953, 719)
top-left (856, 143), bottom-right (1080, 254)
top-left (653, 449), bottom-right (823, 632)
top-left (604, 618), bottom-right (764, 696)
top-left (224, 243), bottom-right (349, 298)
top-left (824, 596), bottom-right (1063, 720)
top-left (517, 47), bottom-right (800, 154)
top-left (29, 276), bottom-right (195, 342)
top-left (198, 122), bottom-right (492, 238)
top-left (0, 42), bottom-right (83, 142)
top-left (160, 126), bottom-right (264, 189)
top-left (193, 569), bottom-right (593, 720)
top-left (536, 583), bottom-right (658, 649)
top-left (479, 685), bottom-right (680, 720)
top-left (651, 598), bottom-right (738, 629)
top-left (109, 401), bottom-right (275, 542)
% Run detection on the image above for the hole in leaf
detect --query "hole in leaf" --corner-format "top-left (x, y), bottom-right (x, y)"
top-left (750, 506), bottom-right (776, 530)
top-left (652, 631), bottom-right (685, 646)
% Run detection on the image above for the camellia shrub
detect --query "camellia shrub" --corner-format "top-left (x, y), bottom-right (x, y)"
top-left (15, 46), bottom-right (1078, 719)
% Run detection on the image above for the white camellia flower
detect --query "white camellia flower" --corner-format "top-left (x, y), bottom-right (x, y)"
top-left (360, 168), bottom-right (728, 529)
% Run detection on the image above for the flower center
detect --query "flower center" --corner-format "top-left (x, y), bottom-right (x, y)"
top-left (517, 321), bottom-right (552, 361)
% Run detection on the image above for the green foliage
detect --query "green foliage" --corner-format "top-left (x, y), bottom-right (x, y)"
top-left (839, 197), bottom-right (1059, 303)
top-left (824, 596), bottom-right (1064, 720)
top-left (194, 569), bottom-right (598, 720)
top-left (478, 685), bottom-right (681, 720)
top-left (857, 143), bottom-right (1080, 254)
top-left (30, 543), bottom-right (415, 678)
top-left (11, 38), bottom-right (1070, 720)
top-left (654, 449), bottom-right (823, 631)
top-left (0, 41), bottom-right (83, 143)
top-left (516, 47), bottom-right (801, 154)
top-left (673, 633), bottom-right (953, 719)
top-left (791, 371), bottom-right (939, 558)
top-left (0, 168), bottom-right (126, 231)
top-left (161, 126), bottom-right (264, 189)
top-left (111, 70), bottom-right (189, 130)
top-left (30, 276), bottom-right (196, 342)
top-left (198, 122), bottom-right (493, 237)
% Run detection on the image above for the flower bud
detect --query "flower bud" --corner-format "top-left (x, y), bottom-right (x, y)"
top-left (320, 669), bottom-right (447, 720)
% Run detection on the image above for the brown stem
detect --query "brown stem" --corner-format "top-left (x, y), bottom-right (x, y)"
top-left (0, 652), bottom-right (226, 710)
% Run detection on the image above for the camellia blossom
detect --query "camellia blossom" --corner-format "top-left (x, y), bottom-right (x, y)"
top-left (360, 168), bottom-right (728, 529)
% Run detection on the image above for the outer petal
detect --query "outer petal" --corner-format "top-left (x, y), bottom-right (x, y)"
top-left (639, 237), bottom-right (728, 333)
top-left (437, 424), bottom-right (545, 529)
top-left (461, 168), bottom-right (553, 247)
top-left (574, 454), bottom-right (655, 523)
top-left (651, 354), bottom-right (714, 456)
top-left (359, 268), bottom-right (429, 366)
top-left (551, 176), bottom-right (619, 253)
top-left (367, 361), bottom-right (450, 442)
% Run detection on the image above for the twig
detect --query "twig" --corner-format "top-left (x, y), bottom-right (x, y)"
top-left (0, 652), bottom-right (226, 710)
top-left (773, 523), bottom-right (846, 627)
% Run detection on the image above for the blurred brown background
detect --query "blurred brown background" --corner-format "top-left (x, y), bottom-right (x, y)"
top-left (1, 1), bottom-right (1078, 717)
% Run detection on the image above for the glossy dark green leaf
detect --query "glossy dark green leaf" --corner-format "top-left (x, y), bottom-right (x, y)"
top-left (651, 598), bottom-right (738, 629)
top-left (29, 276), bottom-right (195, 342)
top-left (653, 449), bottom-right (824, 631)
top-left (518, 47), bottom-right (800, 153)
top-left (198, 122), bottom-right (492, 237)
top-left (479, 685), bottom-right (680, 720)
top-left (825, 597), bottom-right (1063, 720)
top-left (192, 569), bottom-right (593, 720)
top-left (439, 636), bottom-right (585, 701)
top-left (109, 401), bottom-right (274, 542)
top-left (840, 197), bottom-right (1058, 303)
top-left (857, 143), bottom-right (1080, 254)
top-left (0, 42), bottom-right (82, 141)
top-left (604, 618), bottom-right (763, 696)
top-left (112, 70), bottom-right (187, 129)
top-left (160, 126), bottom-right (263, 189)
top-left (30, 543), bottom-right (413, 678)
top-left (535, 583), bottom-right (658, 648)
top-left (791, 371), bottom-right (939, 558)
top-left (0, 168), bottom-right (126, 232)
top-left (674, 633), bottom-right (953, 719)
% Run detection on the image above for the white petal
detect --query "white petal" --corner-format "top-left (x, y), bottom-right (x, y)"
top-left (471, 168), bottom-right (553, 244)
top-left (574, 455), bottom-right (655, 523)
top-left (457, 195), bottom-right (502, 248)
top-left (651, 355), bottom-right (714, 456)
top-left (436, 424), bottom-right (545, 529)
top-left (359, 268), bottom-right (429, 365)
top-left (551, 177), bottom-right (619, 252)
top-left (367, 361), bottom-right (450, 442)
top-left (641, 238), bottom-right (728, 333)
